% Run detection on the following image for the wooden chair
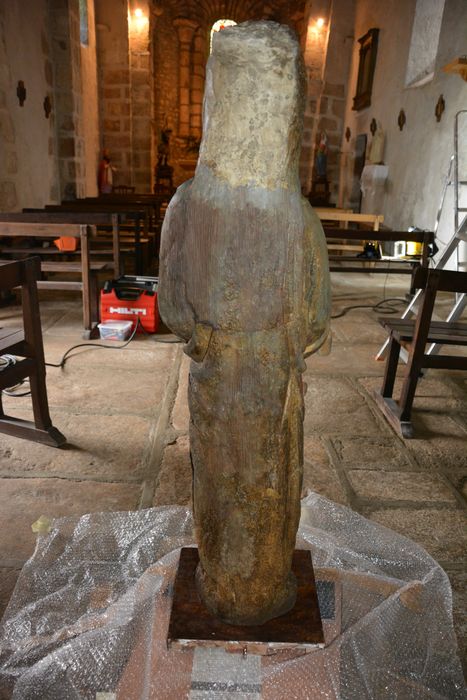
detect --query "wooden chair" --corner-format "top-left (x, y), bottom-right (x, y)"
top-left (0, 258), bottom-right (66, 447)
top-left (375, 267), bottom-right (467, 438)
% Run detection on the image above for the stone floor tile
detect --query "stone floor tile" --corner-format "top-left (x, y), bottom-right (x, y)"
top-left (32, 365), bottom-right (168, 417)
top-left (442, 565), bottom-right (467, 673)
top-left (153, 434), bottom-right (192, 506)
top-left (306, 343), bottom-right (385, 376)
top-left (347, 470), bottom-right (457, 503)
top-left (41, 334), bottom-right (177, 373)
top-left (303, 437), bottom-right (349, 505)
top-left (331, 315), bottom-right (389, 345)
top-left (42, 306), bottom-right (92, 337)
top-left (0, 478), bottom-right (142, 564)
top-left (172, 353), bottom-right (190, 433)
top-left (303, 376), bottom-right (386, 437)
top-left (359, 374), bottom-right (465, 413)
top-left (0, 413), bottom-right (153, 481)
top-left (330, 436), bottom-right (413, 470)
top-left (403, 414), bottom-right (467, 473)
top-left (368, 508), bottom-right (467, 562)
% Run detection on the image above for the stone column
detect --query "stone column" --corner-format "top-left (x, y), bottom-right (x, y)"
top-left (190, 28), bottom-right (206, 139)
top-left (173, 18), bottom-right (198, 138)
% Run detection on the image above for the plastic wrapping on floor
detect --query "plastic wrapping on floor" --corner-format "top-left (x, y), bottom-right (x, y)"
top-left (0, 494), bottom-right (465, 699)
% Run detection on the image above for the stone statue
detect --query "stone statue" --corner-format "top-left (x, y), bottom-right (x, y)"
top-left (368, 121), bottom-right (385, 164)
top-left (159, 21), bottom-right (331, 626)
top-left (315, 131), bottom-right (328, 178)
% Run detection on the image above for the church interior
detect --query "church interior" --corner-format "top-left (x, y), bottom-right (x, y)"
top-left (0, 0), bottom-right (466, 695)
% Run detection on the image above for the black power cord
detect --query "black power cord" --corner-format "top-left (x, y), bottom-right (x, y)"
top-left (1, 319), bottom-right (182, 397)
top-left (331, 297), bottom-right (406, 320)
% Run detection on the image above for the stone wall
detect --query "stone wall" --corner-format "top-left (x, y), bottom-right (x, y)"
top-left (0, 0), bottom-right (60, 210)
top-left (95, 0), bottom-right (132, 185)
top-left (81, 0), bottom-right (100, 195)
top-left (95, 0), bottom-right (154, 192)
top-left (300, 0), bottom-right (355, 201)
top-left (50, 0), bottom-right (87, 200)
top-left (339, 0), bottom-right (467, 262)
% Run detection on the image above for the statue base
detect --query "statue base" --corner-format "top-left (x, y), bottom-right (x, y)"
top-left (167, 548), bottom-right (324, 655)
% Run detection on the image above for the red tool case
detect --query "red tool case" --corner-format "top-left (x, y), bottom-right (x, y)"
top-left (100, 276), bottom-right (159, 333)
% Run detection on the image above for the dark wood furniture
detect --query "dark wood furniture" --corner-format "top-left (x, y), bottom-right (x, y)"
top-left (44, 202), bottom-right (154, 273)
top-left (2, 211), bottom-right (121, 277)
top-left (0, 220), bottom-right (106, 334)
top-left (375, 267), bottom-right (467, 438)
top-left (322, 227), bottom-right (434, 294)
top-left (0, 258), bottom-right (66, 447)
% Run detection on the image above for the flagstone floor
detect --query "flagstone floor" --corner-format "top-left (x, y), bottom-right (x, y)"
top-left (0, 273), bottom-right (466, 675)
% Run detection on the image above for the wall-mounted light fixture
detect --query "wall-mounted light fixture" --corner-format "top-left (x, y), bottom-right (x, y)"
top-left (134, 8), bottom-right (143, 18)
top-left (316, 17), bottom-right (325, 28)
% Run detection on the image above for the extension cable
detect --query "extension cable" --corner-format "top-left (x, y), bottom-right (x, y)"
top-left (0, 320), bottom-right (181, 398)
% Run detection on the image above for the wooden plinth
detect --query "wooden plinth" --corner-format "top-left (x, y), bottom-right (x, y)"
top-left (167, 548), bottom-right (324, 655)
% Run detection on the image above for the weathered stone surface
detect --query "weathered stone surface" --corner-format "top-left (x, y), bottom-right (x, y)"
top-left (35, 366), bottom-right (168, 417)
top-left (369, 508), bottom-right (467, 562)
top-left (442, 565), bottom-right (467, 673)
top-left (159, 21), bottom-right (331, 626)
top-left (303, 376), bottom-right (385, 436)
top-left (0, 412), bottom-right (152, 481)
top-left (171, 353), bottom-right (190, 433)
top-left (348, 470), bottom-right (457, 503)
top-left (0, 478), bottom-right (141, 564)
top-left (331, 436), bottom-right (413, 470)
top-left (303, 437), bottom-right (348, 505)
top-left (153, 434), bottom-right (192, 506)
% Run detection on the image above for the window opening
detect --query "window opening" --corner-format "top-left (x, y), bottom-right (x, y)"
top-left (79, 0), bottom-right (89, 46)
top-left (405, 0), bottom-right (445, 87)
top-left (210, 19), bottom-right (237, 53)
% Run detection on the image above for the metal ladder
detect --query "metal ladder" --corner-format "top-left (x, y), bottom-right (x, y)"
top-left (376, 110), bottom-right (467, 361)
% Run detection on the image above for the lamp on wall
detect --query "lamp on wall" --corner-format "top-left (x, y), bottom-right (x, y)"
top-left (316, 17), bottom-right (325, 28)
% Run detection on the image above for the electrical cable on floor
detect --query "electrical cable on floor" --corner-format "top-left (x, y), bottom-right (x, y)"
top-left (331, 297), bottom-right (406, 319)
top-left (1, 319), bottom-right (182, 398)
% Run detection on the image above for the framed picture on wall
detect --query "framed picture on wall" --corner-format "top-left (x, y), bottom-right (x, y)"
top-left (352, 28), bottom-right (379, 111)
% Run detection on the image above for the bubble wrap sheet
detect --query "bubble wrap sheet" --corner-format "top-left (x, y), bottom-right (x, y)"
top-left (0, 494), bottom-right (465, 699)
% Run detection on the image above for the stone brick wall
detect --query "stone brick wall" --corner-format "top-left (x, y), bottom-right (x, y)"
top-left (128, 1), bottom-right (153, 192)
top-left (96, 0), bottom-right (154, 192)
top-left (300, 0), bottom-right (354, 203)
top-left (0, 0), bottom-right (64, 210)
top-left (50, 0), bottom-right (87, 199)
top-left (0, 5), bottom-right (18, 210)
top-left (95, 0), bottom-right (131, 184)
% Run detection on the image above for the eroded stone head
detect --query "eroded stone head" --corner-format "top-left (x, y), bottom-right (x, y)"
top-left (198, 20), bottom-right (306, 191)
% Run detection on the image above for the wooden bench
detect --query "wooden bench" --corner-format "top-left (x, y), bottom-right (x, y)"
top-left (375, 267), bottom-right (467, 438)
top-left (315, 210), bottom-right (435, 285)
top-left (3, 211), bottom-right (122, 277)
top-left (0, 258), bottom-right (66, 447)
top-left (322, 228), bottom-right (434, 285)
top-left (0, 221), bottom-right (107, 334)
top-left (44, 202), bottom-right (154, 273)
top-left (317, 211), bottom-right (384, 257)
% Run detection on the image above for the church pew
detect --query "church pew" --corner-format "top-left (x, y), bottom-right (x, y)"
top-left (323, 228), bottom-right (434, 292)
top-left (5, 211), bottom-right (122, 277)
top-left (0, 221), bottom-right (108, 334)
top-left (44, 202), bottom-right (154, 272)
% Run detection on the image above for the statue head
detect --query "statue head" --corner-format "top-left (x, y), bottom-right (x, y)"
top-left (197, 21), bottom-right (306, 191)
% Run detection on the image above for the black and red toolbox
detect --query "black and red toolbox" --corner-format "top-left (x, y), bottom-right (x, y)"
top-left (100, 276), bottom-right (159, 333)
